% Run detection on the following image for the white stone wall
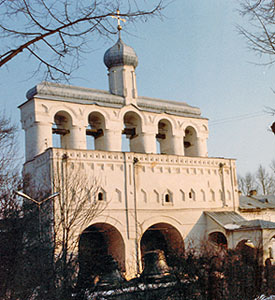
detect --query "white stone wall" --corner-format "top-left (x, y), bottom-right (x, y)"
top-left (24, 148), bottom-right (238, 210)
top-left (239, 210), bottom-right (275, 223)
top-left (108, 65), bottom-right (138, 103)
top-left (19, 80), bottom-right (244, 276)
top-left (23, 148), bottom-right (239, 276)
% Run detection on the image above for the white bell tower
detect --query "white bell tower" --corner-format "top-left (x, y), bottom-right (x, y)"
top-left (103, 11), bottom-right (138, 105)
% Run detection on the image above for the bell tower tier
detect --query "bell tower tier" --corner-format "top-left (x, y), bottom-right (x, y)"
top-left (19, 81), bottom-right (208, 162)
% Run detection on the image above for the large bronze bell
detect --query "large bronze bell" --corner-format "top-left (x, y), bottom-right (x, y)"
top-left (141, 250), bottom-right (171, 282)
top-left (95, 255), bottom-right (125, 289)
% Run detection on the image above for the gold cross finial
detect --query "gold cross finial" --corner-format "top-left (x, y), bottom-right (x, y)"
top-left (112, 9), bottom-right (126, 31)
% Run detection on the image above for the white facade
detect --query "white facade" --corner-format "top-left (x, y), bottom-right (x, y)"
top-left (19, 37), bottom-right (275, 278)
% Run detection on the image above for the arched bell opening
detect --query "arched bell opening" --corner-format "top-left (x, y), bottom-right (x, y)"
top-left (86, 112), bottom-right (106, 150)
top-left (156, 119), bottom-right (173, 154)
top-left (208, 231), bottom-right (228, 249)
top-left (122, 112), bottom-right (142, 152)
top-left (52, 111), bottom-right (73, 149)
top-left (184, 126), bottom-right (198, 157)
top-left (140, 223), bottom-right (184, 268)
top-left (78, 223), bottom-right (125, 289)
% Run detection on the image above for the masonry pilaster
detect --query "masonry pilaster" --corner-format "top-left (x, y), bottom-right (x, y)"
top-left (141, 133), bottom-right (157, 154)
top-left (25, 121), bottom-right (52, 161)
top-left (104, 129), bottom-right (122, 151)
top-left (69, 125), bottom-right (87, 150)
top-left (171, 135), bottom-right (184, 155)
top-left (196, 137), bottom-right (208, 157)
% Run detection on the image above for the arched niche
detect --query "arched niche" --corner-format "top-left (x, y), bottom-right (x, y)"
top-left (189, 188), bottom-right (196, 201)
top-left (122, 111), bottom-right (142, 152)
top-left (184, 126), bottom-right (198, 157)
top-left (208, 231), bottom-right (228, 249)
top-left (156, 119), bottom-right (173, 154)
top-left (140, 222), bottom-right (184, 268)
top-left (78, 223), bottom-right (125, 288)
top-left (86, 112), bottom-right (106, 150)
top-left (201, 189), bottom-right (206, 202)
top-left (210, 189), bottom-right (215, 202)
top-left (52, 111), bottom-right (73, 149)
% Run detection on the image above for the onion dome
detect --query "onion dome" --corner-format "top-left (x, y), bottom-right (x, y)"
top-left (104, 37), bottom-right (138, 69)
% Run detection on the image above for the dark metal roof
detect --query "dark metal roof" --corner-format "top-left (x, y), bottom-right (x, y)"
top-left (205, 211), bottom-right (275, 230)
top-left (239, 195), bottom-right (275, 210)
top-left (23, 82), bottom-right (202, 118)
top-left (238, 219), bottom-right (275, 229)
top-left (205, 211), bottom-right (246, 228)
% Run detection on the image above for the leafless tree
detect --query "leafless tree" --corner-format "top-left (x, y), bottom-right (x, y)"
top-left (238, 172), bottom-right (256, 195)
top-left (238, 163), bottom-right (275, 195)
top-left (0, 0), bottom-right (165, 81)
top-left (0, 113), bottom-right (21, 217)
top-left (52, 159), bottom-right (106, 299)
top-left (256, 164), bottom-right (274, 195)
top-left (21, 157), bottom-right (106, 299)
top-left (0, 113), bottom-right (22, 299)
top-left (239, 0), bottom-right (275, 66)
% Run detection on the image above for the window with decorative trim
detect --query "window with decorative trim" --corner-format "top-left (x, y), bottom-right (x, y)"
top-left (163, 190), bottom-right (173, 205)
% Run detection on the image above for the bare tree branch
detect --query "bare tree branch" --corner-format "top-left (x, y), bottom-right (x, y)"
top-left (239, 0), bottom-right (275, 65)
top-left (0, 0), bottom-right (166, 80)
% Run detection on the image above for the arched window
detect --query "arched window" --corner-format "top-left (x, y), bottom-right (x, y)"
top-left (52, 111), bottom-right (73, 149)
top-left (87, 112), bottom-right (105, 150)
top-left (156, 119), bottom-right (173, 154)
top-left (96, 189), bottom-right (106, 202)
top-left (184, 126), bottom-right (198, 157)
top-left (163, 190), bottom-right (173, 205)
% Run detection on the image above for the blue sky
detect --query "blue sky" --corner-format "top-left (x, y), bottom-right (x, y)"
top-left (1, 0), bottom-right (275, 175)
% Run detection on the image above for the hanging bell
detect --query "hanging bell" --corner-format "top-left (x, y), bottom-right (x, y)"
top-left (141, 250), bottom-right (171, 282)
top-left (95, 255), bottom-right (125, 289)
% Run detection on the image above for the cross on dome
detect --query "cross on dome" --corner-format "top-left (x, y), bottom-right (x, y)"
top-left (111, 9), bottom-right (126, 32)
top-left (104, 9), bottom-right (138, 71)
